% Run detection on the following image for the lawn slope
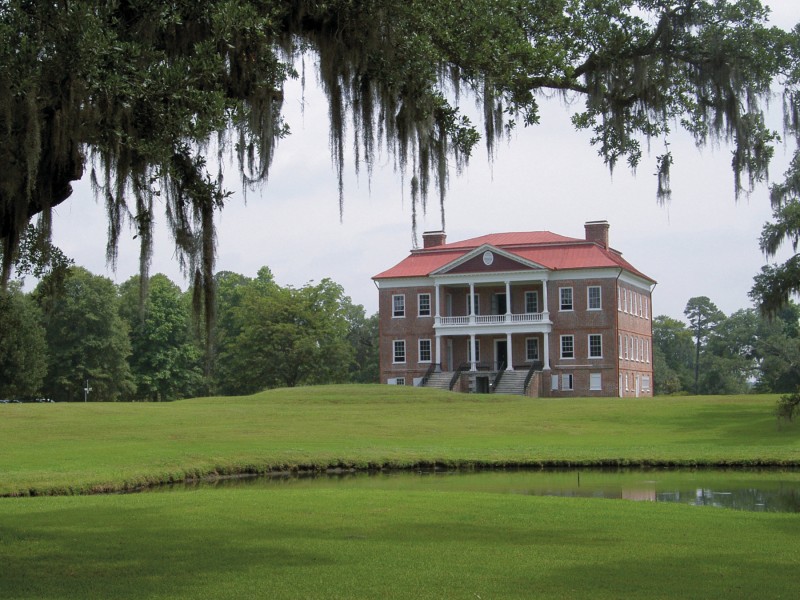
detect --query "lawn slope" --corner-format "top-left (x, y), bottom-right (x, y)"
top-left (1, 385), bottom-right (797, 496)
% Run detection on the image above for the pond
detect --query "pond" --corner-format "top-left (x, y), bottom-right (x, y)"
top-left (155, 467), bottom-right (800, 513)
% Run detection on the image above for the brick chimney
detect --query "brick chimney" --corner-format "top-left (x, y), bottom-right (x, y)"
top-left (422, 230), bottom-right (446, 248)
top-left (584, 220), bottom-right (610, 249)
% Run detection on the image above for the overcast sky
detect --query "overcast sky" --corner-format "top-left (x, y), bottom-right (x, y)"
top-left (43, 1), bottom-right (799, 322)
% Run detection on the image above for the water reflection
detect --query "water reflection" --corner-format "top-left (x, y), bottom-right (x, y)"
top-left (155, 467), bottom-right (800, 513)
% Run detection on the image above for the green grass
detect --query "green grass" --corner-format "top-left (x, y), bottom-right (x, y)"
top-left (1, 487), bottom-right (798, 599)
top-left (1, 385), bottom-right (798, 496)
top-left (2, 386), bottom-right (799, 599)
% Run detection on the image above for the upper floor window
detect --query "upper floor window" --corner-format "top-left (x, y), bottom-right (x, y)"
top-left (393, 340), bottom-right (406, 363)
top-left (559, 287), bottom-right (573, 311)
top-left (560, 335), bottom-right (574, 359)
top-left (525, 290), bottom-right (539, 313)
top-left (392, 294), bottom-right (405, 318)
top-left (418, 293), bottom-right (431, 317)
top-left (588, 286), bottom-right (602, 310)
top-left (589, 334), bottom-right (603, 358)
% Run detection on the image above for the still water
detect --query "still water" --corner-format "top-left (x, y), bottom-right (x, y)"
top-left (157, 468), bottom-right (800, 513)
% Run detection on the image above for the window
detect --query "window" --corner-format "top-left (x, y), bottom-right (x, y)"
top-left (588, 334), bottom-right (602, 358)
top-left (642, 376), bottom-right (651, 391)
top-left (588, 286), bottom-right (602, 310)
top-left (525, 291), bottom-right (539, 313)
top-left (393, 340), bottom-right (406, 363)
top-left (551, 375), bottom-right (559, 391)
top-left (624, 334), bottom-right (629, 360)
top-left (418, 293), bottom-right (431, 317)
top-left (418, 339), bottom-right (432, 363)
top-left (645, 340), bottom-right (650, 363)
top-left (526, 338), bottom-right (539, 361)
top-left (396, 377), bottom-right (405, 386)
top-left (623, 289), bottom-right (628, 313)
top-left (559, 287), bottom-right (573, 311)
top-left (618, 287), bottom-right (622, 311)
top-left (638, 294), bottom-right (643, 317)
top-left (589, 373), bottom-right (602, 391)
top-left (560, 335), bottom-right (574, 359)
top-left (392, 294), bottom-right (405, 318)
top-left (619, 334), bottom-right (623, 359)
top-left (467, 339), bottom-right (481, 363)
top-left (561, 374), bottom-right (574, 391)
top-left (467, 293), bottom-right (480, 315)
top-left (644, 297), bottom-right (649, 319)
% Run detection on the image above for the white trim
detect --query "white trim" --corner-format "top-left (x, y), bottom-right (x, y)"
top-left (392, 339), bottom-right (406, 364)
top-left (588, 333), bottom-right (603, 359)
top-left (587, 285), bottom-right (602, 311)
top-left (560, 334), bottom-right (575, 359)
top-left (392, 294), bottom-right (405, 318)
top-left (417, 293), bottom-right (432, 317)
top-left (431, 243), bottom-right (548, 275)
top-left (559, 287), bottom-right (574, 311)
top-left (418, 338), bottom-right (432, 363)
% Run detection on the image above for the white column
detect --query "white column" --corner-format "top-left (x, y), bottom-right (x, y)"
top-left (435, 334), bottom-right (442, 370)
top-left (505, 280), bottom-right (511, 319)
top-left (469, 282), bottom-right (475, 322)
top-left (543, 331), bottom-right (551, 370)
top-left (506, 332), bottom-right (513, 370)
top-left (542, 279), bottom-right (550, 319)
top-left (470, 333), bottom-right (477, 371)
top-left (434, 282), bottom-right (441, 324)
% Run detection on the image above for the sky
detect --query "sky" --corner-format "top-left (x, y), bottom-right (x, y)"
top-left (42, 1), bottom-right (800, 323)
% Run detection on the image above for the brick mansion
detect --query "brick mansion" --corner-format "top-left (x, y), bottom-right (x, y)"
top-left (372, 221), bottom-right (655, 397)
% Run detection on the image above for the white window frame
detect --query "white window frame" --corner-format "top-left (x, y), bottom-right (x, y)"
top-left (588, 334), bottom-right (603, 359)
top-left (560, 335), bottom-right (575, 359)
top-left (396, 377), bottom-right (406, 386)
top-left (525, 337), bottom-right (540, 361)
top-left (418, 339), bottom-right (432, 363)
top-left (587, 286), bottom-right (602, 311)
top-left (392, 294), bottom-right (405, 318)
top-left (524, 290), bottom-right (539, 314)
top-left (393, 339), bottom-right (406, 364)
top-left (561, 373), bottom-right (574, 391)
top-left (642, 375), bottom-right (651, 391)
top-left (589, 373), bottom-right (602, 391)
top-left (559, 287), bottom-right (573, 311)
top-left (551, 375), bottom-right (559, 391)
top-left (418, 293), bottom-right (431, 317)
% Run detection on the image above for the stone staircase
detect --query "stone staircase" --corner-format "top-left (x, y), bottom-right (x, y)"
top-left (492, 371), bottom-right (530, 395)
top-left (422, 369), bottom-right (531, 395)
top-left (423, 371), bottom-right (454, 390)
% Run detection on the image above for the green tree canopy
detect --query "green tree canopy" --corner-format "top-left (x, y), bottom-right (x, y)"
top-left (119, 273), bottom-right (203, 401)
top-left (684, 296), bottom-right (726, 393)
top-left (0, 284), bottom-right (47, 398)
top-left (34, 267), bottom-right (134, 402)
top-left (2, 0), bottom-right (797, 332)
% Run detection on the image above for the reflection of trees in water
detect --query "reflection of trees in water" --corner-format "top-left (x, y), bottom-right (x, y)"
top-left (657, 487), bottom-right (800, 513)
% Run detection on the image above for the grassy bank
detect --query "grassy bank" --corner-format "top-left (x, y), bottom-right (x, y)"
top-left (1, 486), bottom-right (798, 599)
top-left (1, 385), bottom-right (797, 496)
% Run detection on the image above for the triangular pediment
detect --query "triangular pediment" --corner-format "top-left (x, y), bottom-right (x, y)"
top-left (432, 244), bottom-right (547, 275)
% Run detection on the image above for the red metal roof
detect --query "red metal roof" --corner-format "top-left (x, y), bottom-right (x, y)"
top-left (373, 231), bottom-right (654, 282)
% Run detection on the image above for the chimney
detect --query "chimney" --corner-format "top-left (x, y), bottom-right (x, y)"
top-left (584, 220), bottom-right (610, 249)
top-left (422, 230), bottom-right (446, 248)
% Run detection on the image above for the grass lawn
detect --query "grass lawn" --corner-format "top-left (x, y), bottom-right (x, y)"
top-left (1, 385), bottom-right (798, 496)
top-left (1, 386), bottom-right (799, 599)
top-left (1, 486), bottom-right (799, 599)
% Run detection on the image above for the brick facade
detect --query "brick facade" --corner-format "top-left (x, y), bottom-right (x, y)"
top-left (373, 223), bottom-right (655, 397)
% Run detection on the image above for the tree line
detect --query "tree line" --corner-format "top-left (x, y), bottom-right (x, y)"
top-left (653, 296), bottom-right (800, 396)
top-left (0, 267), bottom-right (378, 401)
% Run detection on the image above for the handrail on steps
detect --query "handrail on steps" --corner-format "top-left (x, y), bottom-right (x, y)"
top-left (449, 363), bottom-right (470, 391)
top-left (491, 362), bottom-right (507, 392)
top-left (523, 361), bottom-right (544, 394)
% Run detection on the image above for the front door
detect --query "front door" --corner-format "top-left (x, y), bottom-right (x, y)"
top-left (495, 339), bottom-right (508, 371)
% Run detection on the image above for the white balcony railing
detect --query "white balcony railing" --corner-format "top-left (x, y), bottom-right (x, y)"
top-left (437, 312), bottom-right (545, 327)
